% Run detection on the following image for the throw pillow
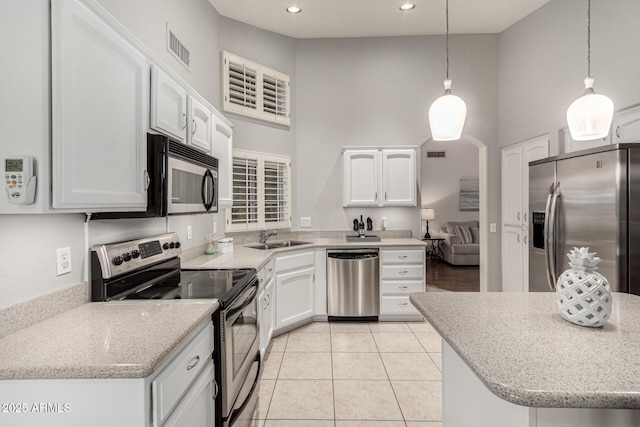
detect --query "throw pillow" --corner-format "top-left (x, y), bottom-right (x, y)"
top-left (471, 227), bottom-right (480, 243)
top-left (455, 225), bottom-right (473, 244)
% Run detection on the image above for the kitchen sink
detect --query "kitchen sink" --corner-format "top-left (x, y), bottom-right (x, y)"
top-left (345, 235), bottom-right (381, 242)
top-left (246, 240), bottom-right (312, 250)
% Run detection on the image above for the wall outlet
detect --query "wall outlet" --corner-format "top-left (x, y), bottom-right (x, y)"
top-left (300, 217), bottom-right (311, 228)
top-left (213, 222), bottom-right (217, 235)
top-left (382, 217), bottom-right (388, 230)
top-left (187, 225), bottom-right (192, 240)
top-left (490, 223), bottom-right (497, 233)
top-left (56, 247), bottom-right (72, 276)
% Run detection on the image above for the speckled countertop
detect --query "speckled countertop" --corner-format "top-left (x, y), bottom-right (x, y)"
top-left (182, 237), bottom-right (426, 270)
top-left (410, 292), bottom-right (640, 409)
top-left (0, 300), bottom-right (218, 380)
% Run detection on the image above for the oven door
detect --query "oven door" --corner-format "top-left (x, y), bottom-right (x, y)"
top-left (167, 155), bottom-right (217, 214)
top-left (221, 280), bottom-right (260, 418)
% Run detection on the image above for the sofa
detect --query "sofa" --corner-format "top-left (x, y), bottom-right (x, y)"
top-left (432, 220), bottom-right (479, 266)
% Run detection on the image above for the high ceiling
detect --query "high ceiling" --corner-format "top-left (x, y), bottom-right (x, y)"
top-left (208, 0), bottom-right (551, 39)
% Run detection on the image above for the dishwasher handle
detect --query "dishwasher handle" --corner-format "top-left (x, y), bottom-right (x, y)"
top-left (328, 252), bottom-right (379, 260)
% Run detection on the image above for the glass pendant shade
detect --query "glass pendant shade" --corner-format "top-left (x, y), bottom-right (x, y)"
top-left (429, 79), bottom-right (467, 141)
top-left (567, 77), bottom-right (614, 141)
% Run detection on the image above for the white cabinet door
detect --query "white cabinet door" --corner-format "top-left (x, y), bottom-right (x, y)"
top-left (188, 96), bottom-right (213, 153)
top-left (150, 65), bottom-right (187, 141)
top-left (164, 361), bottom-right (215, 427)
top-left (275, 266), bottom-right (315, 330)
top-left (257, 287), bottom-right (267, 355)
top-left (522, 137), bottom-right (549, 229)
top-left (382, 149), bottom-right (416, 206)
top-left (502, 227), bottom-right (524, 292)
top-left (563, 127), bottom-right (610, 154)
top-left (343, 150), bottom-right (380, 206)
top-left (214, 115), bottom-right (233, 208)
top-left (501, 145), bottom-right (523, 227)
top-left (264, 276), bottom-right (275, 346)
top-left (52, 0), bottom-right (147, 210)
top-left (612, 105), bottom-right (640, 144)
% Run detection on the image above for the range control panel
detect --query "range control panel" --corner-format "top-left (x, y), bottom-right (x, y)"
top-left (92, 233), bottom-right (182, 279)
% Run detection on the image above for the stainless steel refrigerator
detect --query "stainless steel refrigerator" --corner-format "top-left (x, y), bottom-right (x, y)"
top-left (528, 144), bottom-right (640, 294)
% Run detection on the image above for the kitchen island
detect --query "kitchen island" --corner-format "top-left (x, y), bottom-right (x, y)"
top-left (410, 292), bottom-right (640, 427)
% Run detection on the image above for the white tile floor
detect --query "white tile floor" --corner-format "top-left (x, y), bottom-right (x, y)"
top-left (255, 321), bottom-right (443, 427)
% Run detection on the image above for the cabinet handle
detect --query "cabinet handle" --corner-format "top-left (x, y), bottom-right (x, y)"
top-left (375, 192), bottom-right (378, 201)
top-left (212, 380), bottom-right (219, 400)
top-left (399, 270), bottom-right (408, 275)
top-left (182, 113), bottom-right (187, 130)
top-left (267, 294), bottom-right (271, 305)
top-left (517, 212), bottom-right (521, 221)
top-left (523, 212), bottom-right (527, 222)
top-left (399, 302), bottom-right (408, 307)
top-left (399, 255), bottom-right (408, 259)
top-left (616, 125), bottom-right (621, 139)
top-left (524, 235), bottom-right (528, 245)
top-left (399, 286), bottom-right (408, 290)
top-left (263, 299), bottom-right (268, 309)
top-left (312, 273), bottom-right (316, 283)
top-left (268, 268), bottom-right (273, 272)
top-left (192, 119), bottom-right (198, 135)
top-left (385, 191), bottom-right (387, 200)
top-left (516, 234), bottom-right (520, 243)
top-left (186, 355), bottom-right (200, 371)
top-left (144, 170), bottom-right (151, 191)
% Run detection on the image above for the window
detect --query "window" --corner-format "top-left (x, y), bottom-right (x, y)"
top-left (226, 149), bottom-right (291, 232)
top-left (222, 51), bottom-right (291, 126)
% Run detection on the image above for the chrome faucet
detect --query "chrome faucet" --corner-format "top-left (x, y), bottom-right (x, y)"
top-left (260, 230), bottom-right (277, 244)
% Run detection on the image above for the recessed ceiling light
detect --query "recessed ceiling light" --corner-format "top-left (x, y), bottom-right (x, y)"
top-left (286, 6), bottom-right (302, 14)
top-left (399, 3), bottom-right (416, 11)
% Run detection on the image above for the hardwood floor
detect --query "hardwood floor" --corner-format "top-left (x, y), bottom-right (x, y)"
top-left (426, 259), bottom-right (480, 292)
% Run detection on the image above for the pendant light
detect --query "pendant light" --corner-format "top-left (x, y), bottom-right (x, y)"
top-left (429, 0), bottom-right (466, 141)
top-left (566, 0), bottom-right (614, 141)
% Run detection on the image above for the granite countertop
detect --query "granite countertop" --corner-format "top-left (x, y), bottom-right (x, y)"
top-left (0, 300), bottom-right (218, 380)
top-left (182, 237), bottom-right (426, 270)
top-left (410, 292), bottom-right (640, 409)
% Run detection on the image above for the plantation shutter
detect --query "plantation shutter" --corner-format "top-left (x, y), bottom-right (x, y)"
top-left (262, 72), bottom-right (290, 123)
top-left (263, 156), bottom-right (291, 228)
top-left (223, 52), bottom-right (258, 115)
top-left (229, 152), bottom-right (260, 231)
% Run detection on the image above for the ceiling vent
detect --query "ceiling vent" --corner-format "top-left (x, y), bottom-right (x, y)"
top-left (427, 151), bottom-right (446, 158)
top-left (166, 25), bottom-right (190, 70)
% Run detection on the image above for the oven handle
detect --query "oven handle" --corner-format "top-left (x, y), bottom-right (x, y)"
top-left (201, 169), bottom-right (214, 211)
top-left (228, 353), bottom-right (261, 425)
top-left (226, 282), bottom-right (258, 319)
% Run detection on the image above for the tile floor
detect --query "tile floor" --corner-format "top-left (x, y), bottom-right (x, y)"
top-left (255, 321), bottom-right (443, 427)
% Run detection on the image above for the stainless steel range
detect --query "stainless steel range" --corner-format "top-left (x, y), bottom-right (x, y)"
top-left (90, 233), bottom-right (260, 427)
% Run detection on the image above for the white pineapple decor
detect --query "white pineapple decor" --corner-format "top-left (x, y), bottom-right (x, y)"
top-left (556, 247), bottom-right (612, 327)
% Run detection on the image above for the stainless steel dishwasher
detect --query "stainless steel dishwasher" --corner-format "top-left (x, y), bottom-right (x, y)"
top-left (327, 249), bottom-right (380, 320)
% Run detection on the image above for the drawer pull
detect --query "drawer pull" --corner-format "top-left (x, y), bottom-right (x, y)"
top-left (399, 270), bottom-right (408, 275)
top-left (399, 286), bottom-right (408, 290)
top-left (186, 355), bottom-right (201, 371)
top-left (399, 302), bottom-right (409, 307)
top-left (212, 380), bottom-right (219, 400)
top-left (268, 268), bottom-right (273, 272)
top-left (399, 255), bottom-right (408, 259)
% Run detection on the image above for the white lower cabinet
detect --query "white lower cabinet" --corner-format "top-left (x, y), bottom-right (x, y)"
top-left (380, 248), bottom-right (425, 320)
top-left (274, 250), bottom-right (315, 332)
top-left (258, 274), bottom-right (275, 356)
top-left (0, 321), bottom-right (215, 427)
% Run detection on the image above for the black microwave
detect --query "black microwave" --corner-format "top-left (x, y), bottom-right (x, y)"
top-left (93, 133), bottom-right (218, 219)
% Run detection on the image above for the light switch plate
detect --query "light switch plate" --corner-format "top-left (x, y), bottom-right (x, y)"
top-left (187, 225), bottom-right (192, 240)
top-left (300, 217), bottom-right (311, 228)
top-left (490, 223), bottom-right (497, 233)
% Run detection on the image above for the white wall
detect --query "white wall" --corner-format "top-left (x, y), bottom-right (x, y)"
top-left (420, 140), bottom-right (480, 233)
top-left (499, 0), bottom-right (640, 152)
top-left (294, 35), bottom-right (501, 287)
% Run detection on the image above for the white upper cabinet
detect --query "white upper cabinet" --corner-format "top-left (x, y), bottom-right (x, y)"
top-left (187, 96), bottom-right (213, 153)
top-left (150, 65), bottom-right (187, 141)
top-left (563, 127), bottom-right (610, 154)
top-left (501, 145), bottom-right (523, 227)
top-left (612, 105), bottom-right (640, 144)
top-left (343, 148), bottom-right (417, 207)
top-left (52, 0), bottom-right (147, 211)
top-left (382, 149), bottom-right (416, 206)
top-left (343, 150), bottom-right (380, 206)
top-left (213, 115), bottom-right (233, 208)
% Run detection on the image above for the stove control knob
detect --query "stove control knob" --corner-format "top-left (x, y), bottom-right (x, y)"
top-left (112, 255), bottom-right (123, 266)
top-left (163, 243), bottom-right (169, 250)
top-left (175, 242), bottom-right (181, 249)
top-left (123, 252), bottom-right (132, 262)
top-left (131, 250), bottom-right (140, 259)
top-left (169, 242), bottom-right (175, 249)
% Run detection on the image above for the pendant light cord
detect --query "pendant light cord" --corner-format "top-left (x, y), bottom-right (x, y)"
top-left (587, 0), bottom-right (591, 78)
top-left (446, 0), bottom-right (450, 80)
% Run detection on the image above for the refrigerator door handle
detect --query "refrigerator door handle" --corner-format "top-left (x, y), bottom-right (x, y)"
top-left (544, 183), bottom-right (556, 291)
top-left (546, 182), bottom-right (561, 291)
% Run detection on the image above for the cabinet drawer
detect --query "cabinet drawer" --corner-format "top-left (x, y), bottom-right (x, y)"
top-left (153, 322), bottom-right (214, 426)
top-left (381, 264), bottom-right (424, 280)
top-left (381, 280), bottom-right (424, 294)
top-left (381, 295), bottom-right (420, 315)
top-left (276, 250), bottom-right (314, 273)
top-left (381, 249), bottom-right (424, 264)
